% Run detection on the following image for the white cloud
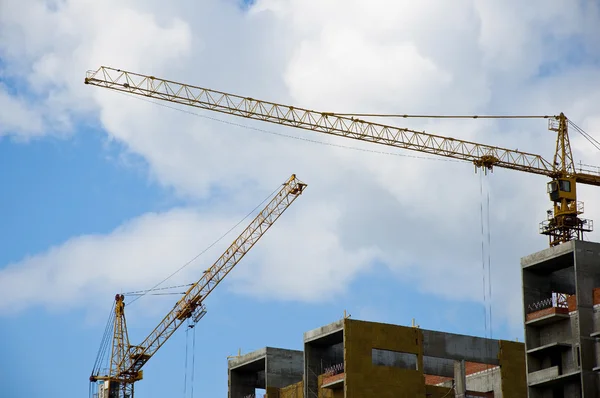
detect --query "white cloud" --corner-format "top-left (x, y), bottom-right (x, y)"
top-left (1, 0), bottom-right (600, 336)
top-left (0, 208), bottom-right (210, 315)
top-left (0, 85), bottom-right (44, 138)
top-left (0, 194), bottom-right (378, 317)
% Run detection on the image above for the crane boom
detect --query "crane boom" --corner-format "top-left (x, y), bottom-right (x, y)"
top-left (84, 66), bottom-right (600, 186)
top-left (90, 174), bottom-right (307, 398)
top-left (85, 66), bottom-right (600, 247)
top-left (125, 174), bottom-right (306, 374)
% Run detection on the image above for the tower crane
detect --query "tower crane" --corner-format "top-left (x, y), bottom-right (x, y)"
top-left (84, 66), bottom-right (600, 247)
top-left (89, 174), bottom-right (307, 398)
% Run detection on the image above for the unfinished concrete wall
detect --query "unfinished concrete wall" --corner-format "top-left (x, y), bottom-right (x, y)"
top-left (304, 320), bottom-right (344, 398)
top-left (229, 371), bottom-right (261, 398)
top-left (593, 305), bottom-right (600, 330)
top-left (266, 348), bottom-right (304, 389)
top-left (526, 316), bottom-right (572, 348)
top-left (521, 240), bottom-right (600, 397)
top-left (229, 347), bottom-right (303, 398)
top-left (422, 332), bottom-right (524, 397)
top-left (573, 241), bottom-right (600, 396)
top-left (435, 366), bottom-right (502, 397)
top-left (343, 319), bottom-right (425, 398)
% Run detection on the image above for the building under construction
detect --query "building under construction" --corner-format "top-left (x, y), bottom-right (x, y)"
top-left (522, 240), bottom-right (600, 396)
top-left (227, 318), bottom-right (527, 398)
top-left (227, 240), bottom-right (600, 398)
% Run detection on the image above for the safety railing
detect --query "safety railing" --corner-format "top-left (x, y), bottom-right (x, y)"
top-left (527, 292), bottom-right (569, 314)
top-left (323, 362), bottom-right (344, 376)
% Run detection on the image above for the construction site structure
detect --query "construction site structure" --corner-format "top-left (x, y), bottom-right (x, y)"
top-left (522, 240), bottom-right (600, 396)
top-left (89, 174), bottom-right (307, 398)
top-left (84, 66), bottom-right (600, 248)
top-left (227, 318), bottom-right (527, 398)
top-left (82, 66), bottom-right (600, 395)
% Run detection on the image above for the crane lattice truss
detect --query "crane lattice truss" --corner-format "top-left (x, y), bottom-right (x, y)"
top-left (84, 66), bottom-right (600, 245)
top-left (90, 174), bottom-right (306, 398)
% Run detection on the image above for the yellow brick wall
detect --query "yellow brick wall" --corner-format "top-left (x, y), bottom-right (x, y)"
top-left (498, 340), bottom-right (527, 398)
top-left (279, 381), bottom-right (304, 398)
top-left (343, 319), bottom-right (426, 398)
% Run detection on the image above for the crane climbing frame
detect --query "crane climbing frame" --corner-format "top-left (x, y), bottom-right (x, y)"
top-left (89, 174), bottom-right (307, 398)
top-left (84, 66), bottom-right (600, 247)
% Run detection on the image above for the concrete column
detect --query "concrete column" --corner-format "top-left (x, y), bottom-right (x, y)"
top-left (454, 360), bottom-right (466, 398)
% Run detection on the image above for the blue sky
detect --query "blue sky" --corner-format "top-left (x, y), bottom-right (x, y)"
top-left (1, 1), bottom-right (600, 398)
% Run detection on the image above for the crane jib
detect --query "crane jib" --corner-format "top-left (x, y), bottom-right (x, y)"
top-left (85, 66), bottom-right (572, 177)
top-left (89, 174), bottom-right (306, 396)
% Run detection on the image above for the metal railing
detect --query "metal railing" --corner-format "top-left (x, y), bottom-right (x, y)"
top-left (527, 292), bottom-right (570, 314)
top-left (323, 363), bottom-right (344, 376)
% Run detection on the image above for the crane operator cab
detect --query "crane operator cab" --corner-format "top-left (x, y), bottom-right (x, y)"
top-left (547, 177), bottom-right (576, 203)
top-left (547, 176), bottom-right (579, 220)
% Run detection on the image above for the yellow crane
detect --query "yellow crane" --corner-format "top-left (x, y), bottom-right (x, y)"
top-left (89, 174), bottom-right (307, 398)
top-left (84, 66), bottom-right (600, 247)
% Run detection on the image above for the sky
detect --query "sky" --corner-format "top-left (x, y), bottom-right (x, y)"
top-left (1, 0), bottom-right (600, 397)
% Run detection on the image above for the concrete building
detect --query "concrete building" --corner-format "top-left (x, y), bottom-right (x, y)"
top-left (228, 347), bottom-right (304, 397)
top-left (521, 240), bottom-right (600, 396)
top-left (228, 318), bottom-right (527, 398)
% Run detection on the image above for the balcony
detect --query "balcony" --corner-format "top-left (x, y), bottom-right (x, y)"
top-left (321, 363), bottom-right (344, 390)
top-left (528, 366), bottom-right (580, 388)
top-left (525, 292), bottom-right (572, 326)
top-left (526, 342), bottom-right (571, 355)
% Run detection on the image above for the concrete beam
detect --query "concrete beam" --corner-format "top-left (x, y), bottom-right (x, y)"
top-left (303, 319), bottom-right (344, 343)
top-left (422, 330), bottom-right (500, 365)
top-left (423, 356), bottom-right (455, 378)
top-left (228, 347), bottom-right (267, 370)
top-left (521, 240), bottom-right (574, 271)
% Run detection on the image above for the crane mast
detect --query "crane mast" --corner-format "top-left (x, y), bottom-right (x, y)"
top-left (85, 66), bottom-right (600, 247)
top-left (90, 174), bottom-right (307, 398)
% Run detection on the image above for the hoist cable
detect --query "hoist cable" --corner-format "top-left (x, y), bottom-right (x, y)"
top-left (569, 120), bottom-right (600, 151)
top-left (479, 172), bottom-right (488, 339)
top-left (96, 311), bottom-right (113, 372)
top-left (487, 189), bottom-right (493, 343)
top-left (191, 325), bottom-right (197, 398)
top-left (183, 323), bottom-right (190, 398)
top-left (570, 120), bottom-right (600, 146)
top-left (486, 185), bottom-right (493, 388)
top-left (479, 173), bottom-right (493, 386)
top-left (92, 302), bottom-right (116, 374)
top-left (127, 183), bottom-right (281, 306)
